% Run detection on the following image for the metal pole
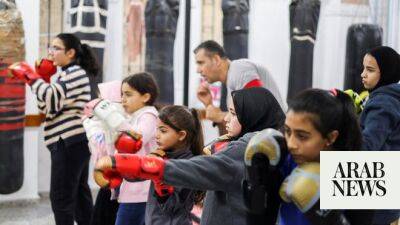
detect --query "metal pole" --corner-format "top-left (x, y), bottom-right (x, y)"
top-left (183, 0), bottom-right (191, 106)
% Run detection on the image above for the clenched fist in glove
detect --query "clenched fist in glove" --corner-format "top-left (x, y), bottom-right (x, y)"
top-left (344, 89), bottom-right (368, 114)
top-left (35, 59), bottom-right (57, 82)
top-left (242, 128), bottom-right (288, 225)
top-left (93, 156), bottom-right (123, 188)
top-left (84, 99), bottom-right (143, 154)
top-left (91, 99), bottom-right (127, 130)
top-left (115, 131), bottom-right (143, 154)
top-left (8, 62), bottom-right (41, 85)
top-left (94, 154), bottom-right (174, 196)
top-left (279, 163), bottom-right (351, 225)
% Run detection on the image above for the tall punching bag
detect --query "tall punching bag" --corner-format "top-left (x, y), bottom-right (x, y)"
top-left (287, 0), bottom-right (320, 100)
top-left (145, 0), bottom-right (180, 104)
top-left (222, 0), bottom-right (248, 59)
top-left (0, 0), bottom-right (25, 194)
top-left (344, 24), bottom-right (382, 93)
top-left (220, 0), bottom-right (249, 111)
top-left (68, 0), bottom-right (108, 98)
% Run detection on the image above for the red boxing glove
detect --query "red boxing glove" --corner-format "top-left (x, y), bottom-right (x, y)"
top-left (113, 154), bottom-right (165, 181)
top-left (93, 156), bottom-right (123, 188)
top-left (153, 179), bottom-right (174, 197)
top-left (94, 155), bottom-right (166, 187)
top-left (115, 131), bottom-right (143, 154)
top-left (35, 59), bottom-right (57, 83)
top-left (8, 62), bottom-right (41, 85)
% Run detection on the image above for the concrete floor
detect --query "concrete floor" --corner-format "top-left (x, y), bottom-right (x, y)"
top-left (0, 190), bottom-right (98, 225)
top-left (0, 195), bottom-right (54, 225)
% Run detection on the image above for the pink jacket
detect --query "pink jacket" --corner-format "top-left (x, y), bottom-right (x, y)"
top-left (118, 106), bottom-right (158, 203)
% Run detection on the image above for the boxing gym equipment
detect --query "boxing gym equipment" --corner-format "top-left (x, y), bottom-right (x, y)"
top-left (0, 0), bottom-right (25, 194)
top-left (68, 0), bottom-right (108, 98)
top-left (220, 0), bottom-right (249, 111)
top-left (145, 0), bottom-right (180, 104)
top-left (243, 129), bottom-right (288, 225)
top-left (287, 0), bottom-right (321, 100)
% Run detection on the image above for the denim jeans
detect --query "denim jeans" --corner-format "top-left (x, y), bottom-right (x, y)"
top-left (115, 202), bottom-right (146, 225)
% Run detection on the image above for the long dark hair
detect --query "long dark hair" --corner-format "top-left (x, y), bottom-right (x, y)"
top-left (56, 33), bottom-right (100, 76)
top-left (288, 88), bottom-right (362, 151)
top-left (158, 105), bottom-right (205, 204)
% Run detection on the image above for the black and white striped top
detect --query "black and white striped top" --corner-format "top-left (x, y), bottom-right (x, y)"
top-left (31, 64), bottom-right (91, 150)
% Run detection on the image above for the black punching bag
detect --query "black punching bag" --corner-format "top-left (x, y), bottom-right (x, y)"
top-left (0, 0), bottom-right (25, 194)
top-left (69, 0), bottom-right (108, 98)
top-left (145, 0), bottom-right (180, 104)
top-left (220, 0), bottom-right (249, 111)
top-left (344, 24), bottom-right (382, 93)
top-left (287, 0), bottom-right (320, 100)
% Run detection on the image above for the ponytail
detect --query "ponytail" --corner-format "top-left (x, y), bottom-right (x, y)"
top-left (56, 33), bottom-right (100, 76)
top-left (189, 108), bottom-right (205, 156)
top-left (332, 89), bottom-right (362, 151)
top-left (78, 43), bottom-right (100, 76)
top-left (158, 105), bottom-right (206, 205)
top-left (189, 110), bottom-right (206, 205)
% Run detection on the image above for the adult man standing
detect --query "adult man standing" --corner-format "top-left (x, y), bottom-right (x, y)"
top-left (195, 40), bottom-right (286, 126)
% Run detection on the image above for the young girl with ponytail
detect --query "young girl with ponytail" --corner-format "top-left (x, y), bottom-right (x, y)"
top-left (146, 105), bottom-right (206, 225)
top-left (9, 33), bottom-right (100, 225)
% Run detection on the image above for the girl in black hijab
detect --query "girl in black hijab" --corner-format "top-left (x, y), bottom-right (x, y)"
top-left (232, 87), bottom-right (285, 137)
top-left (360, 46), bottom-right (400, 225)
top-left (204, 87), bottom-right (285, 153)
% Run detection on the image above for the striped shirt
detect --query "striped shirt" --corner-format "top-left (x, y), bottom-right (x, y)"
top-left (31, 64), bottom-right (91, 150)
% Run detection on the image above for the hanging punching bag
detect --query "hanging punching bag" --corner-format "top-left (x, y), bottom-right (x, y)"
top-left (221, 0), bottom-right (249, 112)
top-left (344, 24), bottom-right (382, 93)
top-left (0, 0), bottom-right (25, 194)
top-left (145, 0), bottom-right (180, 104)
top-left (69, 0), bottom-right (108, 98)
top-left (287, 0), bottom-right (320, 100)
top-left (222, 0), bottom-right (249, 60)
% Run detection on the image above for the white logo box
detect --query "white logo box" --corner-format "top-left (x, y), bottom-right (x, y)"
top-left (320, 151), bottom-right (400, 209)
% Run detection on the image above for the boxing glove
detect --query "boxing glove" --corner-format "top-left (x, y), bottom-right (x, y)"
top-left (344, 89), bottom-right (368, 114)
top-left (203, 134), bottom-right (231, 154)
top-left (114, 131), bottom-right (143, 154)
top-left (147, 149), bottom-right (175, 198)
top-left (93, 156), bottom-right (123, 188)
top-left (243, 128), bottom-right (288, 225)
top-left (92, 99), bottom-right (127, 131)
top-left (94, 154), bottom-right (166, 185)
top-left (280, 163), bottom-right (350, 225)
top-left (35, 59), bottom-right (57, 82)
top-left (153, 179), bottom-right (174, 198)
top-left (83, 98), bottom-right (102, 119)
top-left (8, 62), bottom-right (41, 85)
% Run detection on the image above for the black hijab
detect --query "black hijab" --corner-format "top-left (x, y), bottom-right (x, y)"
top-left (367, 46), bottom-right (400, 91)
top-left (231, 87), bottom-right (285, 138)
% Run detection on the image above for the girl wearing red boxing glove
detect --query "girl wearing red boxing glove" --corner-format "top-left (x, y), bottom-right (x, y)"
top-left (89, 73), bottom-right (159, 225)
